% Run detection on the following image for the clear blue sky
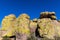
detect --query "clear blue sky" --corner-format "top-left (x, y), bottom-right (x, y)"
top-left (0, 0), bottom-right (60, 24)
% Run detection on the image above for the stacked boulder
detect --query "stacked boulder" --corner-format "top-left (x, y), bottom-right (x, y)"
top-left (37, 12), bottom-right (60, 40)
top-left (1, 11), bottom-right (60, 40)
top-left (40, 12), bottom-right (57, 20)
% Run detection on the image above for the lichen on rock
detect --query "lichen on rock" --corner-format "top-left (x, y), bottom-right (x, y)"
top-left (1, 12), bottom-right (60, 40)
top-left (17, 13), bottom-right (30, 35)
top-left (1, 14), bottom-right (16, 36)
top-left (40, 12), bottom-right (57, 20)
top-left (37, 18), bottom-right (56, 39)
top-left (16, 13), bottom-right (30, 40)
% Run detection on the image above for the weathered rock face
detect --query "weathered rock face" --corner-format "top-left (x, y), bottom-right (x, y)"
top-left (40, 12), bottom-right (57, 20)
top-left (29, 19), bottom-right (38, 40)
top-left (16, 13), bottom-right (30, 40)
top-left (0, 30), bottom-right (7, 37)
top-left (37, 12), bottom-right (60, 39)
top-left (17, 13), bottom-right (30, 35)
top-left (37, 18), bottom-right (55, 39)
top-left (1, 12), bottom-right (60, 40)
top-left (0, 30), bottom-right (7, 40)
top-left (30, 18), bottom-right (37, 33)
top-left (37, 18), bottom-right (60, 39)
top-left (1, 14), bottom-right (16, 36)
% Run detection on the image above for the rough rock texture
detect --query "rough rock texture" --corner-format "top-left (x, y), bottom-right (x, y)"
top-left (0, 12), bottom-right (60, 40)
top-left (37, 19), bottom-right (60, 40)
top-left (30, 18), bottom-right (37, 33)
top-left (37, 18), bottom-right (55, 39)
top-left (40, 12), bottom-right (57, 20)
top-left (1, 14), bottom-right (16, 36)
top-left (37, 12), bottom-right (60, 40)
top-left (16, 13), bottom-right (30, 40)
top-left (29, 18), bottom-right (38, 40)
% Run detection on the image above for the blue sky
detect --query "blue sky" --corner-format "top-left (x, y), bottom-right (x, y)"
top-left (0, 0), bottom-right (60, 25)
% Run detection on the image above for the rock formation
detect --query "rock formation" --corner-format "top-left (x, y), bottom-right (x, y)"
top-left (40, 12), bottom-right (57, 20)
top-left (29, 18), bottom-right (38, 40)
top-left (30, 18), bottom-right (37, 33)
top-left (16, 13), bottom-right (30, 40)
top-left (37, 12), bottom-right (60, 40)
top-left (0, 11), bottom-right (60, 40)
top-left (1, 14), bottom-right (16, 37)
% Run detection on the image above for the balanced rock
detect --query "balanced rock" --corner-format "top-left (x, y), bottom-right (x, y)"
top-left (40, 12), bottom-right (57, 20)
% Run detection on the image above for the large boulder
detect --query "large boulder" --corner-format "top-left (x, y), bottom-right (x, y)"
top-left (16, 13), bottom-right (30, 40)
top-left (40, 12), bottom-right (57, 20)
top-left (1, 14), bottom-right (16, 36)
top-left (37, 18), bottom-right (60, 39)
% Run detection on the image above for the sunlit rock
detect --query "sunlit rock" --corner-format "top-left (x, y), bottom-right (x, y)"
top-left (16, 13), bottom-right (30, 40)
top-left (40, 12), bottom-right (57, 20)
top-left (37, 18), bottom-right (60, 39)
top-left (1, 14), bottom-right (16, 36)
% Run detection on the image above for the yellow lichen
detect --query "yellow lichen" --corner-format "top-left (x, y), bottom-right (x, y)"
top-left (17, 13), bottom-right (30, 36)
top-left (2, 14), bottom-right (16, 36)
top-left (38, 18), bottom-right (55, 39)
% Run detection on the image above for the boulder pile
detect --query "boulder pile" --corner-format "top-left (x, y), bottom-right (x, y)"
top-left (0, 12), bottom-right (60, 40)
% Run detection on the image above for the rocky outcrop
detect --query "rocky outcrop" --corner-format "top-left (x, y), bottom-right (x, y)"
top-left (37, 12), bottom-right (60, 40)
top-left (40, 12), bottom-right (57, 20)
top-left (1, 14), bottom-right (16, 37)
top-left (0, 12), bottom-right (60, 40)
top-left (16, 13), bottom-right (30, 40)
top-left (30, 18), bottom-right (37, 33)
top-left (29, 18), bottom-right (38, 40)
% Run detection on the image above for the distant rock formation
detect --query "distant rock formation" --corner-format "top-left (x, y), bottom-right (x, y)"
top-left (0, 11), bottom-right (60, 40)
